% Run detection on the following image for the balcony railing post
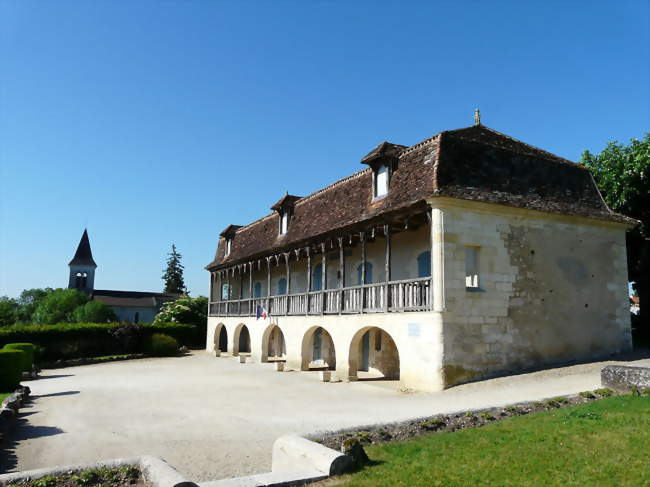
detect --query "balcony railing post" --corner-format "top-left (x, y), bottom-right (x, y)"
top-left (306, 247), bottom-right (311, 316)
top-left (321, 243), bottom-right (326, 315)
top-left (360, 231), bottom-right (366, 314)
top-left (338, 237), bottom-right (344, 315)
top-left (285, 253), bottom-right (290, 316)
top-left (384, 224), bottom-right (391, 313)
top-left (226, 268), bottom-right (231, 316)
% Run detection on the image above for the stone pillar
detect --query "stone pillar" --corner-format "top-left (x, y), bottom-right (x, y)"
top-left (431, 208), bottom-right (445, 312)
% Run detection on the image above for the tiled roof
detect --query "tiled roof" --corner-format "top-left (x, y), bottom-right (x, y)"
top-left (92, 290), bottom-right (179, 308)
top-left (69, 229), bottom-right (97, 267)
top-left (207, 124), bottom-right (635, 270)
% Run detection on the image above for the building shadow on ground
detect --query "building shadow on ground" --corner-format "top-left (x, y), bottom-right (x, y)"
top-left (0, 404), bottom-right (65, 473)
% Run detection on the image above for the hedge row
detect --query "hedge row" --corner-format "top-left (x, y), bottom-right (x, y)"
top-left (0, 349), bottom-right (23, 391)
top-left (0, 322), bottom-right (198, 361)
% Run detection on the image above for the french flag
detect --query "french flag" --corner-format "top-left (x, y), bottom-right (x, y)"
top-left (256, 304), bottom-right (268, 320)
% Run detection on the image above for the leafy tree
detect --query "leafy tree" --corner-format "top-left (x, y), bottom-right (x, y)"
top-left (32, 288), bottom-right (89, 324)
top-left (162, 244), bottom-right (186, 294)
top-left (581, 134), bottom-right (650, 333)
top-left (15, 288), bottom-right (53, 323)
top-left (71, 300), bottom-right (117, 323)
top-left (0, 297), bottom-right (17, 326)
top-left (154, 295), bottom-right (207, 339)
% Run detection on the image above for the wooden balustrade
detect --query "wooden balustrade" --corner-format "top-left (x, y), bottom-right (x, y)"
top-left (209, 277), bottom-right (432, 317)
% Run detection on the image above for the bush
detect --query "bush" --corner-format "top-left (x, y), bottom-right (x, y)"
top-left (147, 333), bottom-right (179, 357)
top-left (0, 322), bottom-right (197, 361)
top-left (32, 288), bottom-right (89, 324)
top-left (0, 349), bottom-right (24, 390)
top-left (153, 296), bottom-right (207, 345)
top-left (3, 343), bottom-right (34, 372)
top-left (71, 301), bottom-right (117, 323)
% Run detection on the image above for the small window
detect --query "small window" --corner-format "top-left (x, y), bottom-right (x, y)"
top-left (253, 282), bottom-right (262, 298)
top-left (312, 263), bottom-right (323, 291)
top-left (222, 283), bottom-right (231, 300)
top-left (277, 278), bottom-right (287, 295)
top-left (280, 212), bottom-right (289, 235)
top-left (134, 312), bottom-right (139, 324)
top-left (465, 246), bottom-right (480, 289)
top-left (374, 164), bottom-right (389, 197)
top-left (225, 238), bottom-right (232, 256)
top-left (417, 251), bottom-right (431, 278)
top-left (357, 262), bottom-right (373, 285)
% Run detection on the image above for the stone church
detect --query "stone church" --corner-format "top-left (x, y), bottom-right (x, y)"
top-left (68, 229), bottom-right (178, 323)
top-left (205, 122), bottom-right (636, 391)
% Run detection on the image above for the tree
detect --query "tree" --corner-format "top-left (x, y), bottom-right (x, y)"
top-left (15, 288), bottom-right (53, 323)
top-left (71, 300), bottom-right (117, 323)
top-left (32, 288), bottom-right (89, 324)
top-left (154, 295), bottom-right (207, 342)
top-left (162, 244), bottom-right (186, 294)
top-left (581, 134), bottom-right (650, 335)
top-left (0, 297), bottom-right (17, 326)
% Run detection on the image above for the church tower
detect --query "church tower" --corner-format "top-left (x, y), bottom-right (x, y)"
top-left (68, 229), bottom-right (97, 293)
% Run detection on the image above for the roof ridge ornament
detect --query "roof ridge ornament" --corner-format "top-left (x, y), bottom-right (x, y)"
top-left (474, 108), bottom-right (481, 126)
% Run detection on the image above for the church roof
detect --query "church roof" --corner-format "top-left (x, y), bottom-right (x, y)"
top-left (69, 229), bottom-right (97, 267)
top-left (92, 290), bottom-right (179, 308)
top-left (206, 124), bottom-right (638, 270)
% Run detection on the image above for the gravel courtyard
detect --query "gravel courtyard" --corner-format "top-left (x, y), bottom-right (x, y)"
top-left (3, 351), bottom-right (649, 482)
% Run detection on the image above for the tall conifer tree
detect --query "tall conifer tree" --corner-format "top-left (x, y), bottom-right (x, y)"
top-left (162, 244), bottom-right (187, 294)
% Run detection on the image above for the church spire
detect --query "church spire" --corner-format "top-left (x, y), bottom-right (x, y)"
top-left (69, 229), bottom-right (97, 267)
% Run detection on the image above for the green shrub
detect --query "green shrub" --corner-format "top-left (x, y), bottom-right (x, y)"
top-left (0, 322), bottom-right (197, 361)
top-left (594, 388), bottom-right (614, 397)
top-left (147, 333), bottom-right (179, 356)
top-left (0, 349), bottom-right (24, 390)
top-left (3, 343), bottom-right (34, 372)
top-left (579, 391), bottom-right (596, 399)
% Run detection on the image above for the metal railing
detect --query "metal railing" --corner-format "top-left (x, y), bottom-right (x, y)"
top-left (209, 277), bottom-right (432, 317)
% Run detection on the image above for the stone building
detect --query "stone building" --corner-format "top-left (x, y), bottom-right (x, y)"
top-left (68, 229), bottom-right (178, 323)
top-left (205, 123), bottom-right (635, 391)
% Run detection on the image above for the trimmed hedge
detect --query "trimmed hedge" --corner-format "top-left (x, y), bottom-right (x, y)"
top-left (0, 322), bottom-right (197, 361)
top-left (0, 349), bottom-right (24, 391)
top-left (148, 333), bottom-right (179, 357)
top-left (3, 343), bottom-right (34, 372)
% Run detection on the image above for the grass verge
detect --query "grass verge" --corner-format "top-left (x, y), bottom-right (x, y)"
top-left (322, 396), bottom-right (650, 487)
top-left (0, 391), bottom-right (11, 404)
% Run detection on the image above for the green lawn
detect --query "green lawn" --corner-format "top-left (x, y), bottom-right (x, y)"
top-left (328, 396), bottom-right (650, 487)
top-left (0, 392), bottom-right (11, 404)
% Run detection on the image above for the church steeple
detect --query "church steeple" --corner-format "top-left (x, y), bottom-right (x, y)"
top-left (68, 229), bottom-right (97, 293)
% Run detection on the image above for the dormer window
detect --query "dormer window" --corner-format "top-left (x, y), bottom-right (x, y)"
top-left (219, 224), bottom-right (242, 259)
top-left (375, 164), bottom-right (389, 198)
top-left (225, 238), bottom-right (232, 256)
top-left (271, 193), bottom-right (302, 238)
top-left (360, 141), bottom-right (404, 200)
top-left (280, 211), bottom-right (289, 235)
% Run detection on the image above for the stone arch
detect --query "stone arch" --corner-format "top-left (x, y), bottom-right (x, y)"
top-left (261, 324), bottom-right (286, 362)
top-left (300, 326), bottom-right (336, 371)
top-left (233, 323), bottom-right (251, 355)
top-left (213, 323), bottom-right (228, 353)
top-left (348, 327), bottom-right (400, 380)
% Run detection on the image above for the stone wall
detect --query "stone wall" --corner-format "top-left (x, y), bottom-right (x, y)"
top-left (433, 197), bottom-right (632, 387)
top-left (601, 365), bottom-right (650, 392)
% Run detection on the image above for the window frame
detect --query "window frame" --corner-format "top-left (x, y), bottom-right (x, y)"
top-left (465, 245), bottom-right (480, 290)
top-left (279, 210), bottom-right (289, 235)
top-left (373, 163), bottom-right (390, 199)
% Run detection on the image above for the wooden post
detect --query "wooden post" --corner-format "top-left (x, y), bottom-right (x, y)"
top-left (239, 265), bottom-right (243, 304)
top-left (266, 257), bottom-right (271, 314)
top-left (248, 262), bottom-right (253, 315)
top-left (226, 268), bottom-right (232, 316)
top-left (339, 237), bottom-right (344, 314)
top-left (360, 231), bottom-right (366, 314)
top-left (285, 253), bottom-right (290, 316)
top-left (321, 243), bottom-right (327, 314)
top-left (384, 224), bottom-right (391, 313)
top-left (306, 247), bottom-right (311, 315)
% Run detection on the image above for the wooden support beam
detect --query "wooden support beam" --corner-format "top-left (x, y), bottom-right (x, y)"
top-left (339, 237), bottom-right (345, 314)
top-left (266, 257), bottom-right (271, 312)
top-left (248, 262), bottom-right (253, 314)
top-left (306, 247), bottom-right (311, 315)
top-left (321, 242), bottom-right (327, 315)
top-left (384, 224), bottom-right (391, 313)
top-left (360, 231), bottom-right (366, 314)
top-left (285, 252), bottom-right (290, 316)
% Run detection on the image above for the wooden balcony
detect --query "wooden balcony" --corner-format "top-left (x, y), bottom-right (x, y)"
top-left (208, 277), bottom-right (432, 317)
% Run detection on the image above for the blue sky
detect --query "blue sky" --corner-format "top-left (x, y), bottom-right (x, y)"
top-left (1, 1), bottom-right (648, 299)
